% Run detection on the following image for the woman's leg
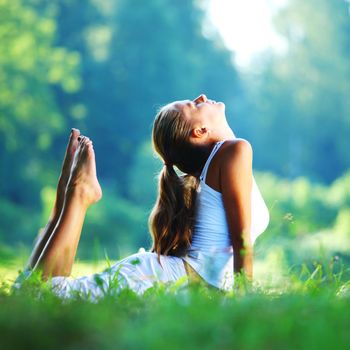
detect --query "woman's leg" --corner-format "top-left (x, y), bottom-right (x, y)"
top-left (30, 136), bottom-right (102, 279)
top-left (27, 129), bottom-right (81, 269)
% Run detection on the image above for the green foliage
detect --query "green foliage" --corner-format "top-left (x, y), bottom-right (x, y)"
top-left (334, 207), bottom-right (350, 239)
top-left (0, 0), bottom-right (80, 207)
top-left (254, 171), bottom-right (350, 272)
top-left (255, 172), bottom-right (337, 238)
top-left (248, 0), bottom-right (350, 182)
top-left (81, 185), bottom-right (151, 259)
top-left (0, 197), bottom-right (41, 245)
top-left (128, 140), bottom-right (162, 207)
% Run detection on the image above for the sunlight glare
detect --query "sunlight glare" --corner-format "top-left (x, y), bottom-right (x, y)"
top-left (208, 0), bottom-right (287, 67)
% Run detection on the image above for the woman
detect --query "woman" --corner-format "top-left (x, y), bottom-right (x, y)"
top-left (17, 94), bottom-right (269, 299)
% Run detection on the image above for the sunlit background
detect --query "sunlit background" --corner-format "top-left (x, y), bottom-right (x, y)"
top-left (1, 0), bottom-right (350, 284)
top-left (209, 0), bottom-right (287, 66)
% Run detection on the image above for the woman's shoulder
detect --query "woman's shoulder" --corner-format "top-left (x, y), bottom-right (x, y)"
top-left (203, 138), bottom-right (252, 194)
top-left (216, 139), bottom-right (253, 193)
top-left (218, 138), bottom-right (253, 163)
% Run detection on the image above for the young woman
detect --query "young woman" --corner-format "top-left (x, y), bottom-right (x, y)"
top-left (16, 94), bottom-right (269, 299)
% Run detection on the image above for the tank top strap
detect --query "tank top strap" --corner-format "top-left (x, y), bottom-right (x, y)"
top-left (199, 140), bottom-right (226, 182)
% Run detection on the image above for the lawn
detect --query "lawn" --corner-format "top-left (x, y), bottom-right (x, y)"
top-left (1, 258), bottom-right (349, 350)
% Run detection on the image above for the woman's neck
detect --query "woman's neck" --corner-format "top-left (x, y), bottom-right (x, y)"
top-left (210, 127), bottom-right (236, 143)
top-left (223, 128), bottom-right (236, 140)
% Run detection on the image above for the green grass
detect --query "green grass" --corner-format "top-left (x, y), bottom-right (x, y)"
top-left (1, 258), bottom-right (350, 350)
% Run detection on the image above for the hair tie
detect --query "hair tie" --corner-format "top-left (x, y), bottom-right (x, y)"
top-left (164, 162), bottom-right (173, 169)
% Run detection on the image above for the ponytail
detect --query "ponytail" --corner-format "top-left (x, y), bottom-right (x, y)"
top-left (149, 164), bottom-right (199, 260)
top-left (149, 103), bottom-right (211, 262)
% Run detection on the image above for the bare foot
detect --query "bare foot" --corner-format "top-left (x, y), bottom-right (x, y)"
top-left (54, 129), bottom-right (81, 213)
top-left (67, 136), bottom-right (102, 207)
top-left (59, 128), bottom-right (81, 186)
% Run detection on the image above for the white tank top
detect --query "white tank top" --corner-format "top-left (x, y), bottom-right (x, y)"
top-left (183, 140), bottom-right (270, 290)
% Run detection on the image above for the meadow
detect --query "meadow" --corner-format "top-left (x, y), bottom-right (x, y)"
top-left (1, 252), bottom-right (349, 350)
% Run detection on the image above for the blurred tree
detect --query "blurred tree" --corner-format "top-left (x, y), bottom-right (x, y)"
top-left (0, 0), bottom-right (80, 207)
top-left (0, 0), bottom-right (80, 246)
top-left (127, 141), bottom-right (161, 208)
top-left (250, 0), bottom-right (350, 183)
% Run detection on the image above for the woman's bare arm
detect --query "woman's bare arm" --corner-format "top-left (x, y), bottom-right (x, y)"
top-left (220, 139), bottom-right (253, 280)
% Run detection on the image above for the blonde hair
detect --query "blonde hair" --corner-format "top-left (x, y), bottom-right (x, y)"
top-left (149, 104), bottom-right (210, 260)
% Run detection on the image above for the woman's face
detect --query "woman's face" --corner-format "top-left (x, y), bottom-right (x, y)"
top-left (173, 94), bottom-right (226, 128)
top-left (170, 94), bottom-right (234, 142)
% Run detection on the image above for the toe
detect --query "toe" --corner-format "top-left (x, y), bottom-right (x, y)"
top-left (86, 142), bottom-right (95, 159)
top-left (82, 137), bottom-right (91, 147)
top-left (71, 128), bottom-right (80, 139)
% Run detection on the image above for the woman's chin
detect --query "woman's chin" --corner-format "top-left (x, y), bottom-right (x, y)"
top-left (217, 101), bottom-right (225, 110)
